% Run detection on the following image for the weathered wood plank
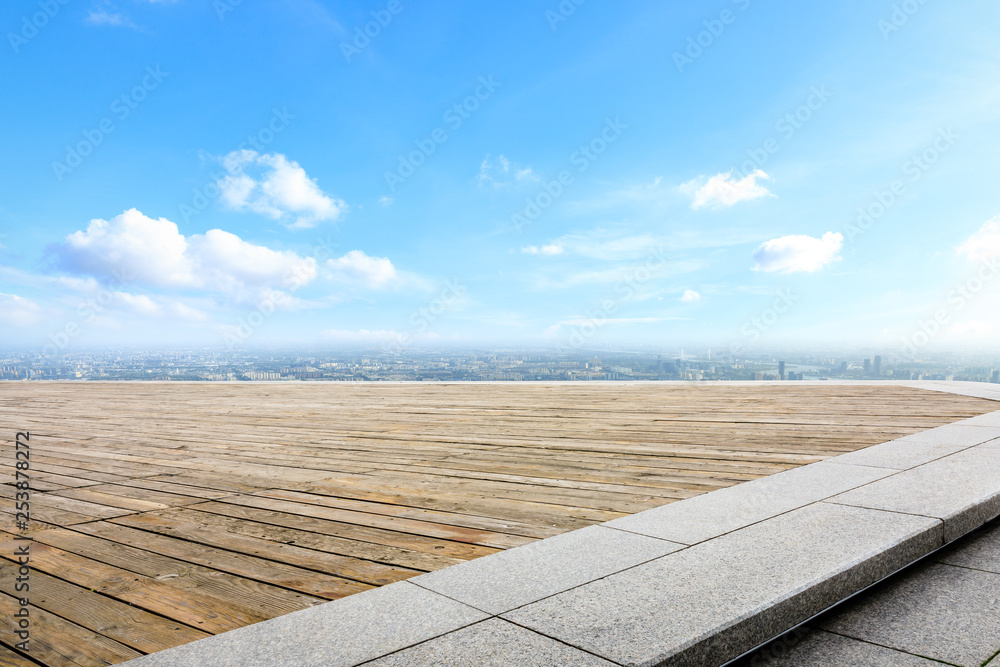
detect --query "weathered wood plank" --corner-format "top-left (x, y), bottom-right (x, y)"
top-left (0, 591), bottom-right (142, 666)
top-left (0, 559), bottom-right (211, 654)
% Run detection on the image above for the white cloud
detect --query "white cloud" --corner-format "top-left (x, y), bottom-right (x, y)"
top-left (169, 302), bottom-right (210, 321)
top-left (326, 250), bottom-right (399, 288)
top-left (218, 151), bottom-right (346, 229)
top-left (56, 276), bottom-right (101, 291)
top-left (379, 196), bottom-right (394, 207)
top-left (112, 291), bottom-right (160, 316)
top-left (752, 232), bottom-right (844, 274)
top-left (956, 217), bottom-right (1000, 262)
top-left (521, 244), bottom-right (564, 256)
top-left (478, 154), bottom-right (537, 187)
top-left (952, 320), bottom-right (993, 337)
top-left (0, 293), bottom-right (41, 327)
top-left (680, 289), bottom-right (701, 303)
top-left (547, 230), bottom-right (669, 261)
top-left (681, 170), bottom-right (775, 209)
top-left (188, 229), bottom-right (317, 292)
top-left (85, 2), bottom-right (139, 28)
top-left (53, 208), bottom-right (317, 293)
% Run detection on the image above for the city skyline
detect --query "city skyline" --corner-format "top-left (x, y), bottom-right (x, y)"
top-left (3, 345), bottom-right (999, 384)
top-left (2, 1), bottom-right (1000, 356)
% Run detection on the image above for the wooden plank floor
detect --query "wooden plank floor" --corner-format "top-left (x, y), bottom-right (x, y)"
top-left (0, 382), bottom-right (995, 666)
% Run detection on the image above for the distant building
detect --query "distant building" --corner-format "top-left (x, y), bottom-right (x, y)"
top-left (873, 355), bottom-right (882, 377)
top-left (993, 370), bottom-right (1000, 384)
top-left (840, 361), bottom-right (848, 373)
top-left (863, 358), bottom-right (871, 376)
top-left (778, 361), bottom-right (786, 380)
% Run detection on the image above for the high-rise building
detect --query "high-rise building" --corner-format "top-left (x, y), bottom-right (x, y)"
top-left (840, 361), bottom-right (848, 374)
top-left (863, 358), bottom-right (871, 376)
top-left (873, 355), bottom-right (882, 377)
top-left (778, 361), bottom-right (786, 380)
top-left (992, 370), bottom-right (1000, 384)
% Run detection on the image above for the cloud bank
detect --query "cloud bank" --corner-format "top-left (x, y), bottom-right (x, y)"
top-left (52, 208), bottom-right (317, 293)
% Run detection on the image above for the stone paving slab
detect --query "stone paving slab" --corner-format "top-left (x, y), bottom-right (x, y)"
top-left (830, 433), bottom-right (986, 470)
top-left (966, 410), bottom-right (1000, 426)
top-left (725, 460), bottom-right (898, 502)
top-left (936, 521), bottom-right (1000, 574)
top-left (503, 503), bottom-right (941, 667)
top-left (604, 462), bottom-right (897, 548)
top-left (750, 629), bottom-right (942, 666)
top-left (363, 619), bottom-right (617, 666)
top-left (910, 381), bottom-right (1000, 401)
top-left (745, 517), bottom-right (1000, 667)
top-left (831, 439), bottom-right (1000, 542)
top-left (820, 562), bottom-right (1000, 667)
top-left (122, 582), bottom-right (488, 667)
top-left (896, 421), bottom-right (1000, 446)
top-left (410, 525), bottom-right (683, 615)
top-left (605, 486), bottom-right (812, 545)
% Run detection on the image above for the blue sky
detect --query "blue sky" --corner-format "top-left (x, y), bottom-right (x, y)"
top-left (2, 0), bottom-right (999, 355)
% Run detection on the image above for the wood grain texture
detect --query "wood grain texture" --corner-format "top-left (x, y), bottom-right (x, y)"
top-left (0, 381), bottom-right (995, 665)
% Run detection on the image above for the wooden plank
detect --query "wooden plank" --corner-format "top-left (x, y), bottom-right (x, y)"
top-left (112, 509), bottom-right (466, 572)
top-left (0, 559), bottom-right (211, 654)
top-left (0, 530), bottom-right (324, 635)
top-left (0, 644), bottom-right (37, 667)
top-left (0, 486), bottom-right (136, 521)
top-left (0, 591), bottom-right (142, 666)
top-left (215, 494), bottom-right (534, 549)
top-left (71, 521), bottom-right (377, 599)
top-left (251, 488), bottom-right (564, 539)
top-left (47, 487), bottom-right (173, 512)
top-left (186, 501), bottom-right (502, 560)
